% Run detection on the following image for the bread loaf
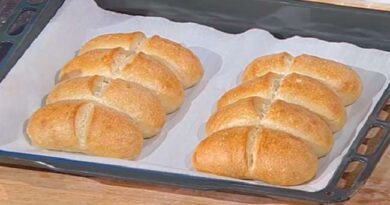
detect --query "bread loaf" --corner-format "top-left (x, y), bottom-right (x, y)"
top-left (192, 127), bottom-right (318, 186)
top-left (27, 32), bottom-right (204, 159)
top-left (27, 101), bottom-right (143, 159)
top-left (193, 53), bottom-right (361, 185)
top-left (78, 32), bottom-right (203, 88)
top-left (241, 52), bottom-right (362, 105)
top-left (46, 76), bottom-right (165, 138)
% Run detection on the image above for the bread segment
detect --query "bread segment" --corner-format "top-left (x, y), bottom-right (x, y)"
top-left (60, 48), bottom-right (121, 81)
top-left (27, 102), bottom-right (81, 152)
top-left (217, 73), bottom-right (277, 110)
top-left (79, 32), bottom-right (146, 55)
top-left (141, 35), bottom-right (204, 88)
top-left (85, 102), bottom-right (143, 159)
top-left (122, 52), bottom-right (184, 113)
top-left (206, 97), bottom-right (266, 135)
top-left (249, 128), bottom-right (318, 186)
top-left (241, 52), bottom-right (292, 82)
top-left (261, 100), bottom-right (333, 157)
top-left (276, 73), bottom-right (346, 132)
top-left (291, 54), bottom-right (362, 105)
top-left (192, 127), bottom-right (251, 179)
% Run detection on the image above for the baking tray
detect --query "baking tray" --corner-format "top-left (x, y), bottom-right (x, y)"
top-left (0, 0), bottom-right (389, 203)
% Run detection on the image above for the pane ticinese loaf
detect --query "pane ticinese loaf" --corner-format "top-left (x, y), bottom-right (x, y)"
top-left (193, 52), bottom-right (362, 186)
top-left (26, 32), bottom-right (204, 159)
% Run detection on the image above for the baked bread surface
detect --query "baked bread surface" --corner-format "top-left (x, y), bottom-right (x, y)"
top-left (27, 32), bottom-right (204, 159)
top-left (193, 52), bottom-right (362, 185)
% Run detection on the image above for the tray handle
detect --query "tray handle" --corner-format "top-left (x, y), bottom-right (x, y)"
top-left (0, 0), bottom-right (64, 83)
top-left (319, 85), bottom-right (390, 201)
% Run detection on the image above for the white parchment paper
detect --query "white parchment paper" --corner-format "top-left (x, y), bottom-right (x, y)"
top-left (0, 0), bottom-right (390, 192)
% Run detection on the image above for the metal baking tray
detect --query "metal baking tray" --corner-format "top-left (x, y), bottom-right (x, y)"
top-left (0, 0), bottom-right (389, 203)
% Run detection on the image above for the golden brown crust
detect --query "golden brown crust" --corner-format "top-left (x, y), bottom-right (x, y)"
top-left (28, 31), bottom-right (205, 160)
top-left (291, 54), bottom-right (362, 105)
top-left (122, 52), bottom-right (184, 113)
top-left (26, 101), bottom-right (143, 159)
top-left (60, 48), bottom-right (122, 81)
top-left (26, 102), bottom-right (81, 152)
top-left (77, 33), bottom-right (204, 89)
top-left (192, 127), bottom-right (318, 185)
top-left (142, 35), bottom-right (204, 88)
top-left (192, 127), bottom-right (251, 179)
top-left (206, 98), bottom-right (265, 136)
top-left (261, 100), bottom-right (333, 157)
top-left (193, 52), bottom-right (362, 185)
top-left (277, 73), bottom-right (346, 132)
top-left (241, 52), bottom-right (362, 105)
top-left (86, 102), bottom-right (143, 159)
top-left (217, 73), bottom-right (277, 110)
top-left (59, 48), bottom-right (184, 113)
top-left (46, 76), bottom-right (166, 138)
top-left (250, 128), bottom-right (318, 186)
top-left (241, 52), bottom-right (292, 82)
top-left (79, 32), bottom-right (146, 55)
top-left (209, 97), bottom-right (333, 157)
top-left (219, 72), bottom-right (346, 132)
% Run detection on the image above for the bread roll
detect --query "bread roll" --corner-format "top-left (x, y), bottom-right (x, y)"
top-left (121, 52), bottom-right (184, 113)
top-left (207, 97), bottom-right (333, 157)
top-left (241, 52), bottom-right (362, 105)
top-left (141, 35), bottom-right (203, 88)
top-left (59, 48), bottom-right (184, 113)
top-left (277, 73), bottom-right (346, 132)
top-left (78, 32), bottom-right (203, 88)
top-left (291, 54), bottom-right (362, 105)
top-left (217, 72), bottom-right (276, 110)
top-left (261, 100), bottom-right (333, 157)
top-left (207, 97), bottom-right (264, 136)
top-left (26, 101), bottom-right (143, 159)
top-left (218, 73), bottom-right (346, 132)
top-left (46, 76), bottom-right (165, 138)
top-left (192, 127), bottom-right (318, 186)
